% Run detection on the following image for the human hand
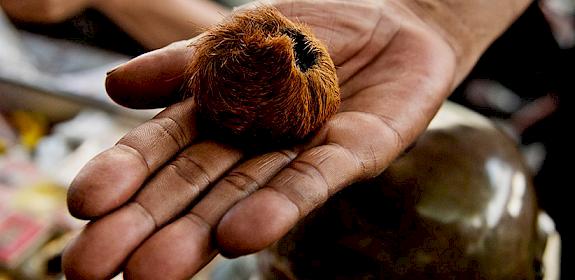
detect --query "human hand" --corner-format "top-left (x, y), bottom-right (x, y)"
top-left (62, 0), bottom-right (457, 278)
top-left (92, 0), bottom-right (227, 50)
top-left (0, 0), bottom-right (93, 23)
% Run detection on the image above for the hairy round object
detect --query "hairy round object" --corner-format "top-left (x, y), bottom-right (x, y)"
top-left (185, 7), bottom-right (340, 150)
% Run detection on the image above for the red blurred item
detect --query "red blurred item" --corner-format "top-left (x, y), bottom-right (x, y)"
top-left (0, 212), bottom-right (50, 269)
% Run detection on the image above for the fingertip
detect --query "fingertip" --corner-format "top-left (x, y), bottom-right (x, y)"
top-left (105, 40), bottom-right (195, 109)
top-left (63, 204), bottom-right (157, 280)
top-left (215, 188), bottom-right (300, 257)
top-left (124, 216), bottom-right (215, 280)
top-left (66, 147), bottom-right (149, 219)
top-left (66, 186), bottom-right (90, 220)
top-left (62, 228), bottom-right (121, 280)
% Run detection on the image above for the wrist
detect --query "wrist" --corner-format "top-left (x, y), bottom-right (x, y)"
top-left (396, 0), bottom-right (533, 84)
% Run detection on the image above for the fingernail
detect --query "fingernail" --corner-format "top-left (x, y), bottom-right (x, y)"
top-left (106, 62), bottom-right (126, 75)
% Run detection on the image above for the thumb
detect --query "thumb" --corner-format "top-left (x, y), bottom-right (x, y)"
top-left (105, 39), bottom-right (196, 109)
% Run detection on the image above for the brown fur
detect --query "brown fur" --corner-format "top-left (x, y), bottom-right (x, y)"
top-left (184, 6), bottom-right (340, 150)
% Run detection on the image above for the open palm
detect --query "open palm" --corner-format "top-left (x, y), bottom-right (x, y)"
top-left (63, 0), bottom-right (456, 279)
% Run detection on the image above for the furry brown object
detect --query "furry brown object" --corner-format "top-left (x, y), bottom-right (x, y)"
top-left (184, 6), bottom-right (340, 150)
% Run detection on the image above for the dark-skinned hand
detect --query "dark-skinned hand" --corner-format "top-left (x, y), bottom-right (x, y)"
top-left (62, 0), bottom-right (457, 278)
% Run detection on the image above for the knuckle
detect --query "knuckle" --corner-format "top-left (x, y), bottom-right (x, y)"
top-left (376, 117), bottom-right (405, 150)
top-left (149, 117), bottom-right (189, 149)
top-left (223, 171), bottom-right (260, 195)
top-left (183, 212), bottom-right (213, 230)
top-left (289, 159), bottom-right (326, 183)
top-left (274, 149), bottom-right (298, 161)
top-left (166, 163), bottom-right (201, 198)
top-left (275, 161), bottom-right (329, 216)
top-left (130, 201), bottom-right (159, 229)
top-left (342, 111), bottom-right (404, 177)
top-left (168, 156), bottom-right (211, 193)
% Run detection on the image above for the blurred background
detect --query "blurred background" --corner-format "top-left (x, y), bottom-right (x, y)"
top-left (0, 0), bottom-right (573, 279)
top-left (452, 1), bottom-right (573, 279)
